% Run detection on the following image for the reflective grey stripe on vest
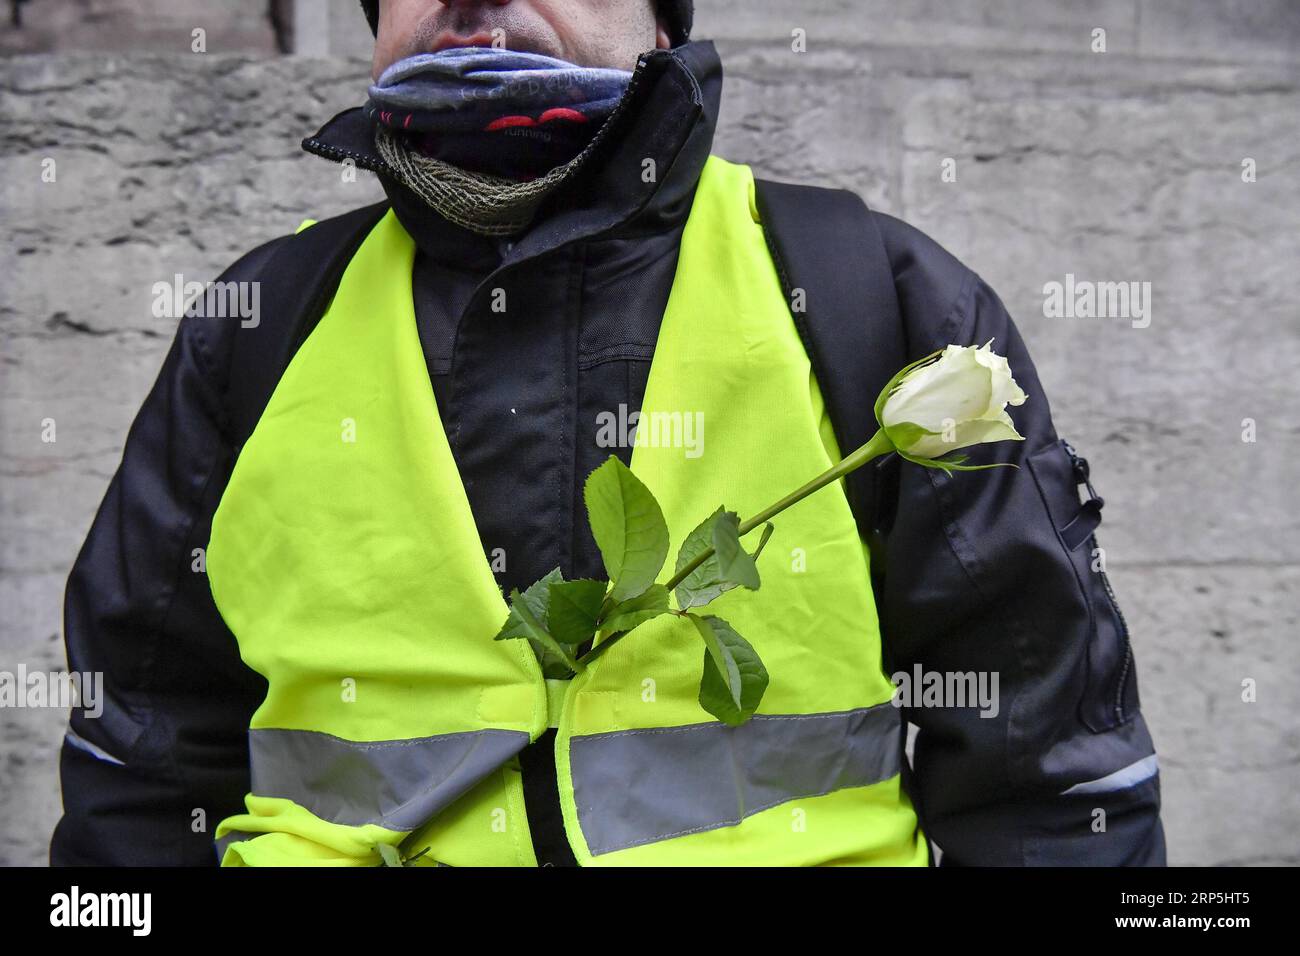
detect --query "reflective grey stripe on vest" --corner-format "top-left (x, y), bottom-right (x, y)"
top-left (246, 726), bottom-right (530, 831)
top-left (570, 702), bottom-right (903, 856)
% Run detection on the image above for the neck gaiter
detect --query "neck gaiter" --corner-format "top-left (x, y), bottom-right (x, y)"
top-left (366, 47), bottom-right (633, 179)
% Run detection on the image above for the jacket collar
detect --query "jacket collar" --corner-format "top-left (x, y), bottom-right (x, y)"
top-left (302, 40), bottom-right (724, 270)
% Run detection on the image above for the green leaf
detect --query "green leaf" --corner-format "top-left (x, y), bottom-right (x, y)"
top-left (506, 587), bottom-right (579, 676)
top-left (752, 522), bottom-right (775, 560)
top-left (583, 456), bottom-right (670, 602)
top-left (711, 510), bottom-right (760, 591)
top-left (494, 567), bottom-right (563, 643)
top-left (533, 646), bottom-right (578, 680)
top-left (495, 569), bottom-right (581, 676)
top-left (689, 614), bottom-right (769, 726)
top-left (546, 579), bottom-right (607, 645)
top-left (601, 584), bottom-right (671, 634)
top-left (378, 844), bottom-right (402, 867)
top-left (672, 507), bottom-right (731, 610)
top-left (673, 508), bottom-right (767, 611)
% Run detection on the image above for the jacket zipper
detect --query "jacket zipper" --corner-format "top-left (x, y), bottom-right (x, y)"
top-left (302, 127), bottom-right (399, 177)
top-left (1062, 439), bottom-right (1134, 724)
top-left (560, 50), bottom-right (657, 175)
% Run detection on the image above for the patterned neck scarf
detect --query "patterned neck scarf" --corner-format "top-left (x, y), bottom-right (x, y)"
top-left (366, 47), bottom-right (632, 180)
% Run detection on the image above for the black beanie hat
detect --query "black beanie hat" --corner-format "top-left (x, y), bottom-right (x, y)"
top-left (359, 1), bottom-right (693, 47)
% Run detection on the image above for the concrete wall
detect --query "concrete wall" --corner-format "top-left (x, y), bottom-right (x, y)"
top-left (2, 1), bottom-right (1297, 866)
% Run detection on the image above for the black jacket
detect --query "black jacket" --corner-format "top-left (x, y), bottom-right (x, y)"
top-left (50, 40), bottom-right (1165, 867)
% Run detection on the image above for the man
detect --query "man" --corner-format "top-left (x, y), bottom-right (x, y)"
top-left (51, 0), bottom-right (1165, 866)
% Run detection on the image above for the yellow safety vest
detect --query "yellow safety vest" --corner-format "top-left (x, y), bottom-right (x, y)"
top-left (207, 156), bottom-right (928, 867)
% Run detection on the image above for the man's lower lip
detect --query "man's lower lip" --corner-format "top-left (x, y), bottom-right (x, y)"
top-left (430, 33), bottom-right (498, 53)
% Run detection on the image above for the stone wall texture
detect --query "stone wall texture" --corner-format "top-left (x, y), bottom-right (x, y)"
top-left (2, 1), bottom-right (1298, 866)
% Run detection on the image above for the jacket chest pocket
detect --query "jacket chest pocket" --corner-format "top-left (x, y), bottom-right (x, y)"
top-left (1027, 438), bottom-right (1140, 733)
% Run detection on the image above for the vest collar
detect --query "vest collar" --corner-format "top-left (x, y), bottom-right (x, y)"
top-left (302, 40), bottom-right (724, 269)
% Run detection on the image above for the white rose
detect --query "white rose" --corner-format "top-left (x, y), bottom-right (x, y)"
top-left (879, 341), bottom-right (1028, 460)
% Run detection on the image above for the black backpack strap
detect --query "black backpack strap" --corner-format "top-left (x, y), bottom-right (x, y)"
top-left (753, 178), bottom-right (907, 538)
top-left (226, 201), bottom-right (390, 448)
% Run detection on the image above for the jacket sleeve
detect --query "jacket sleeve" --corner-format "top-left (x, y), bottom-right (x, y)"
top-left (872, 215), bottom-right (1166, 866)
top-left (48, 244), bottom-right (281, 866)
